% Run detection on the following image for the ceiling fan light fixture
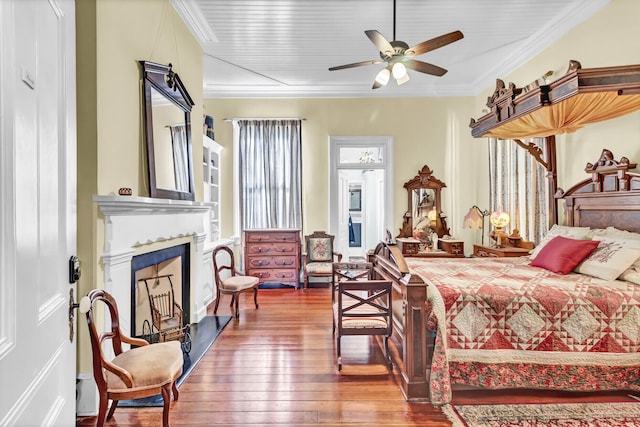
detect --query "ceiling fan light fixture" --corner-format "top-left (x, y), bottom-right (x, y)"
top-left (392, 62), bottom-right (407, 79)
top-left (395, 72), bottom-right (410, 86)
top-left (375, 68), bottom-right (391, 86)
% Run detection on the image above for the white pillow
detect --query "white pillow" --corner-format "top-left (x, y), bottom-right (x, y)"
top-left (620, 267), bottom-right (640, 285)
top-left (605, 226), bottom-right (640, 240)
top-left (530, 225), bottom-right (591, 258)
top-left (574, 236), bottom-right (640, 281)
top-left (585, 228), bottom-right (607, 240)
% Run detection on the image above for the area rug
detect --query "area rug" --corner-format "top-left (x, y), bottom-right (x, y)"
top-left (117, 315), bottom-right (232, 407)
top-left (443, 401), bottom-right (640, 426)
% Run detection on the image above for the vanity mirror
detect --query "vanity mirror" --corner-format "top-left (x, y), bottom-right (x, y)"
top-left (397, 164), bottom-right (451, 239)
top-left (140, 61), bottom-right (195, 201)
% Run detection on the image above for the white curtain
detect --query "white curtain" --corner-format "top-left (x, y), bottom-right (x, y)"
top-left (170, 124), bottom-right (189, 191)
top-left (234, 119), bottom-right (303, 230)
top-left (488, 138), bottom-right (548, 244)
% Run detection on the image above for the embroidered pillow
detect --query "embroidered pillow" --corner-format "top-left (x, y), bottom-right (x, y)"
top-left (530, 236), bottom-right (599, 275)
top-left (308, 237), bottom-right (332, 262)
top-left (529, 224), bottom-right (591, 258)
top-left (574, 236), bottom-right (640, 281)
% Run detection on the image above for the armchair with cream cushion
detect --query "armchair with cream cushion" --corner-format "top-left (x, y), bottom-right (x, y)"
top-left (302, 231), bottom-right (342, 288)
top-left (82, 289), bottom-right (183, 427)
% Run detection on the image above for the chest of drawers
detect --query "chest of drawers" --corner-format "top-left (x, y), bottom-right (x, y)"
top-left (242, 229), bottom-right (301, 288)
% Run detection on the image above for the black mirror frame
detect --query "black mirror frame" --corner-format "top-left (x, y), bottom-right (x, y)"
top-left (139, 60), bottom-right (195, 201)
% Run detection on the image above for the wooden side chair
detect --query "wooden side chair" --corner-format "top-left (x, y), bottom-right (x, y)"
top-left (302, 231), bottom-right (342, 288)
top-left (82, 289), bottom-right (184, 427)
top-left (332, 279), bottom-right (393, 371)
top-left (212, 245), bottom-right (259, 320)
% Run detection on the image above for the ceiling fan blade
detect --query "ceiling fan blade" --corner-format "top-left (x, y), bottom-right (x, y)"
top-left (365, 30), bottom-right (394, 55)
top-left (406, 30), bottom-right (464, 57)
top-left (329, 59), bottom-right (383, 71)
top-left (405, 59), bottom-right (448, 76)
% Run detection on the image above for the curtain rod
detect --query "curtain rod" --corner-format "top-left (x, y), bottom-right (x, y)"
top-left (223, 117), bottom-right (306, 122)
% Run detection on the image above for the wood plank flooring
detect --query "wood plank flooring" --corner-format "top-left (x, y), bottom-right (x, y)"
top-left (76, 286), bottom-right (636, 426)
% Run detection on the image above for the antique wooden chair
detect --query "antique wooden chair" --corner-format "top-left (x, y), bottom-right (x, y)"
top-left (82, 289), bottom-right (183, 427)
top-left (332, 279), bottom-right (393, 371)
top-left (302, 231), bottom-right (342, 288)
top-left (212, 245), bottom-right (259, 320)
top-left (331, 261), bottom-right (373, 328)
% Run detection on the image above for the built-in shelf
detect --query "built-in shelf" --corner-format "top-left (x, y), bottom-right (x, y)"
top-left (203, 135), bottom-right (222, 242)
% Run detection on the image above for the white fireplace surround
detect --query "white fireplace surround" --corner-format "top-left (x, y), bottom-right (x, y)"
top-left (94, 195), bottom-right (218, 337)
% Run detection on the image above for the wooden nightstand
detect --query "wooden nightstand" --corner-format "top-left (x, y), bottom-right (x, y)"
top-left (473, 244), bottom-right (531, 258)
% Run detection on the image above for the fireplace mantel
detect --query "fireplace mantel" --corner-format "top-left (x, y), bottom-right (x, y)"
top-left (94, 195), bottom-right (217, 334)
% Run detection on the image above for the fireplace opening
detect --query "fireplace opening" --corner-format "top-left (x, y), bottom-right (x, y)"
top-left (130, 244), bottom-right (190, 339)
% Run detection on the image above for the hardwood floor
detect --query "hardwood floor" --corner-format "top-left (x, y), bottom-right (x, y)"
top-left (76, 286), bottom-right (637, 426)
top-left (76, 287), bottom-right (451, 426)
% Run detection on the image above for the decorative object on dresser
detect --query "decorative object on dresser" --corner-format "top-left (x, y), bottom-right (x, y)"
top-left (212, 245), bottom-right (259, 320)
top-left (463, 205), bottom-right (490, 245)
top-left (242, 229), bottom-right (301, 288)
top-left (489, 210), bottom-right (510, 247)
top-left (396, 165), bottom-right (463, 257)
top-left (473, 244), bottom-right (530, 258)
top-left (302, 231), bottom-right (342, 288)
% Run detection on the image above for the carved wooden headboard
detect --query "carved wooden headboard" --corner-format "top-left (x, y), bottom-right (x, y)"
top-left (557, 149), bottom-right (640, 233)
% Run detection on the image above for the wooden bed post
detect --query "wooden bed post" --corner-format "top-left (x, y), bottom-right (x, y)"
top-left (545, 135), bottom-right (558, 227)
top-left (372, 243), bottom-right (430, 401)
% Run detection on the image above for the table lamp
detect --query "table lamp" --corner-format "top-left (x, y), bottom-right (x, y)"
top-left (490, 210), bottom-right (510, 247)
top-left (463, 206), bottom-right (490, 245)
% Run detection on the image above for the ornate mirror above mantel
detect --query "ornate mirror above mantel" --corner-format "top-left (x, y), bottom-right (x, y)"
top-left (139, 61), bottom-right (195, 201)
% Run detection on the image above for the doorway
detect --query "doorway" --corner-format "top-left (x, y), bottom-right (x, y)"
top-left (329, 137), bottom-right (393, 260)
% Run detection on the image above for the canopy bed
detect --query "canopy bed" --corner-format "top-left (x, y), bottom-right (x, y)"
top-left (372, 61), bottom-right (640, 403)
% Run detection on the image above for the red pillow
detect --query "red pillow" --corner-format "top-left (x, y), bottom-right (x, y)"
top-left (530, 236), bottom-right (599, 275)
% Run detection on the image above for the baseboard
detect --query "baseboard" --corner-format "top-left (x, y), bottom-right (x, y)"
top-left (76, 372), bottom-right (98, 416)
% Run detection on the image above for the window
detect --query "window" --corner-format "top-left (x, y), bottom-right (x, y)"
top-left (233, 119), bottom-right (303, 232)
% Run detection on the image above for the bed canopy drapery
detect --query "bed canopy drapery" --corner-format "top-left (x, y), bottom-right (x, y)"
top-left (469, 60), bottom-right (640, 226)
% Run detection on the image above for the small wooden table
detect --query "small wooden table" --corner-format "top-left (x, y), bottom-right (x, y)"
top-left (473, 244), bottom-right (531, 258)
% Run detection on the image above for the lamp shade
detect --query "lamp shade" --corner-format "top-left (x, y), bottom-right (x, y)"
top-left (490, 210), bottom-right (510, 228)
top-left (427, 209), bottom-right (437, 222)
top-left (463, 207), bottom-right (483, 230)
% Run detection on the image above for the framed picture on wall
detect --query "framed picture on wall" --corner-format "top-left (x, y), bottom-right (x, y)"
top-left (349, 189), bottom-right (361, 211)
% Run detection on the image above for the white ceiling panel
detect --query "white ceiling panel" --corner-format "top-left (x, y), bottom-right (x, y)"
top-left (172, 0), bottom-right (610, 98)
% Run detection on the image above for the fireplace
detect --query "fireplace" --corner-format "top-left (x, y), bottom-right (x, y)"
top-left (131, 244), bottom-right (190, 339)
top-left (93, 195), bottom-right (219, 338)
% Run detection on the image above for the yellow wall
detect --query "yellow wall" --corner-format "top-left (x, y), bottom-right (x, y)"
top-left (75, 0), bottom-right (202, 372)
top-left (203, 97), bottom-right (482, 242)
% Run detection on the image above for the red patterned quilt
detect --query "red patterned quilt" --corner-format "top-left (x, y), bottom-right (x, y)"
top-left (406, 256), bottom-right (640, 405)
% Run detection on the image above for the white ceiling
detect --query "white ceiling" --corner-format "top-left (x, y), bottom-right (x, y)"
top-left (172, 0), bottom-right (610, 98)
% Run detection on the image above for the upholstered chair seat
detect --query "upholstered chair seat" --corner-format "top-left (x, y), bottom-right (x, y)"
top-left (106, 341), bottom-right (183, 392)
top-left (305, 262), bottom-right (333, 274)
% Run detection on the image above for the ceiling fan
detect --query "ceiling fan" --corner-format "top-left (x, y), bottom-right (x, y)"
top-left (328, 0), bottom-right (463, 89)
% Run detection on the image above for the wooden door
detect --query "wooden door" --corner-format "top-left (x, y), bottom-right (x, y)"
top-left (0, 0), bottom-right (77, 425)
